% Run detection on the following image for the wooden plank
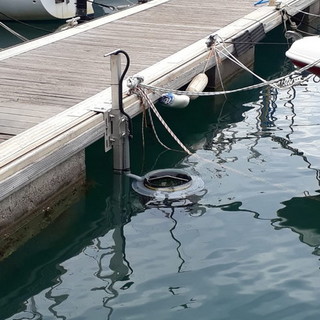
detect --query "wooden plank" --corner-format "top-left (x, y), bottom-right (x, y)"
top-left (0, 126), bottom-right (25, 135)
top-left (0, 112), bottom-right (47, 122)
top-left (0, 134), bottom-right (14, 143)
top-left (0, 106), bottom-right (63, 117)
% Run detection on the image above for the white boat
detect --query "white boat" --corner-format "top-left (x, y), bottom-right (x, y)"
top-left (285, 35), bottom-right (320, 77)
top-left (0, 0), bottom-right (94, 21)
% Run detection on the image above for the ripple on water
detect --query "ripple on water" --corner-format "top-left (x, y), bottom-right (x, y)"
top-left (4, 50), bottom-right (320, 320)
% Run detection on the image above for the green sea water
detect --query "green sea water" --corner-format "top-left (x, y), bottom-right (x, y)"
top-left (1, 18), bottom-right (320, 320)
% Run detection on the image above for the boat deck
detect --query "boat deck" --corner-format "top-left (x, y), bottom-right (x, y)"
top-left (0, 0), bottom-right (257, 143)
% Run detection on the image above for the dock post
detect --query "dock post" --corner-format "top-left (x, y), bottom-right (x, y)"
top-left (109, 51), bottom-right (131, 173)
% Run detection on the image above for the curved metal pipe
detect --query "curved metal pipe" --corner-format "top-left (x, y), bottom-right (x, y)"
top-left (113, 49), bottom-right (133, 138)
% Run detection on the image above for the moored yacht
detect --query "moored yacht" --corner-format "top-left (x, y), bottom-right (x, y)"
top-left (285, 35), bottom-right (320, 77)
top-left (0, 0), bottom-right (94, 21)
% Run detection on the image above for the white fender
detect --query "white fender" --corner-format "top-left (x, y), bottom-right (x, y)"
top-left (186, 73), bottom-right (208, 100)
top-left (159, 93), bottom-right (190, 109)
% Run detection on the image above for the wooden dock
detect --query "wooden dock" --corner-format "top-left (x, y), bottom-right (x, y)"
top-left (0, 0), bottom-right (319, 258)
top-left (0, 0), bottom-right (257, 142)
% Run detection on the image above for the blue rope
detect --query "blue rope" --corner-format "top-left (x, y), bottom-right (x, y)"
top-left (254, 0), bottom-right (269, 5)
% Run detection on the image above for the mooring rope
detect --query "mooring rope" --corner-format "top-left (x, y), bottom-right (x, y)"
top-left (213, 46), bottom-right (227, 97)
top-left (285, 11), bottom-right (320, 36)
top-left (280, 8), bottom-right (320, 35)
top-left (284, 5), bottom-right (320, 18)
top-left (127, 23), bottom-right (320, 99)
top-left (214, 39), bottom-right (314, 91)
top-left (0, 11), bottom-right (53, 33)
top-left (0, 21), bottom-right (28, 41)
top-left (126, 22), bottom-right (320, 163)
top-left (203, 45), bottom-right (214, 73)
top-left (131, 86), bottom-right (192, 155)
top-left (134, 51), bottom-right (320, 97)
top-left (131, 87), bottom-right (301, 194)
top-left (213, 36), bottom-right (274, 87)
top-left (147, 107), bottom-right (182, 153)
top-left (137, 69), bottom-right (312, 97)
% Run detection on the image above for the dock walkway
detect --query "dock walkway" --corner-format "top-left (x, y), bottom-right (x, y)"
top-left (0, 0), bottom-right (257, 143)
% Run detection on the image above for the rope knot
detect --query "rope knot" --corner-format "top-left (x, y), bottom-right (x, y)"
top-left (206, 34), bottom-right (218, 49)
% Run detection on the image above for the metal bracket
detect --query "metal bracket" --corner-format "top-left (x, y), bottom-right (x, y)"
top-left (104, 110), bottom-right (112, 152)
top-left (104, 49), bottom-right (131, 172)
top-left (108, 110), bottom-right (130, 152)
top-left (90, 100), bottom-right (112, 114)
top-left (90, 102), bottom-right (113, 152)
top-left (89, 104), bottom-right (130, 153)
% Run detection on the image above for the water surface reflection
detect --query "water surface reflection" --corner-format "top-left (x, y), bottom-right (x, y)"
top-left (3, 33), bottom-right (320, 319)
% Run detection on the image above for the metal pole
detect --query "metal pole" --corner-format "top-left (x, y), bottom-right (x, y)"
top-left (76, 0), bottom-right (87, 19)
top-left (110, 54), bottom-right (131, 173)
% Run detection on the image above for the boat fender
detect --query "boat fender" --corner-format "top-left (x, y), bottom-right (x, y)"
top-left (159, 93), bottom-right (190, 108)
top-left (186, 73), bottom-right (208, 100)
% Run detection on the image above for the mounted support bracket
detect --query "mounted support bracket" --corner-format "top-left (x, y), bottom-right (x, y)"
top-left (90, 102), bottom-right (113, 152)
top-left (90, 50), bottom-right (131, 172)
top-left (105, 49), bottom-right (131, 173)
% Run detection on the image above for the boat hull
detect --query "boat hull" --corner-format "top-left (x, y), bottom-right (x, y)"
top-left (285, 35), bottom-right (320, 76)
top-left (289, 59), bottom-right (320, 77)
top-left (0, 0), bottom-right (93, 20)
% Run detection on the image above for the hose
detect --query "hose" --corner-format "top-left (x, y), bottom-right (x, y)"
top-left (113, 49), bottom-right (133, 138)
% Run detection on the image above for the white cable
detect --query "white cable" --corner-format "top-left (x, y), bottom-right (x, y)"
top-left (133, 87), bottom-right (192, 155)
top-left (287, 6), bottom-right (320, 18)
top-left (0, 21), bottom-right (28, 41)
top-left (214, 36), bottom-right (276, 87)
top-left (137, 54), bottom-right (319, 97)
top-left (139, 70), bottom-right (310, 97)
top-left (213, 47), bottom-right (227, 97)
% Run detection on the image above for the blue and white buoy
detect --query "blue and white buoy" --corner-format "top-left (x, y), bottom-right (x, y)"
top-left (159, 93), bottom-right (190, 108)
